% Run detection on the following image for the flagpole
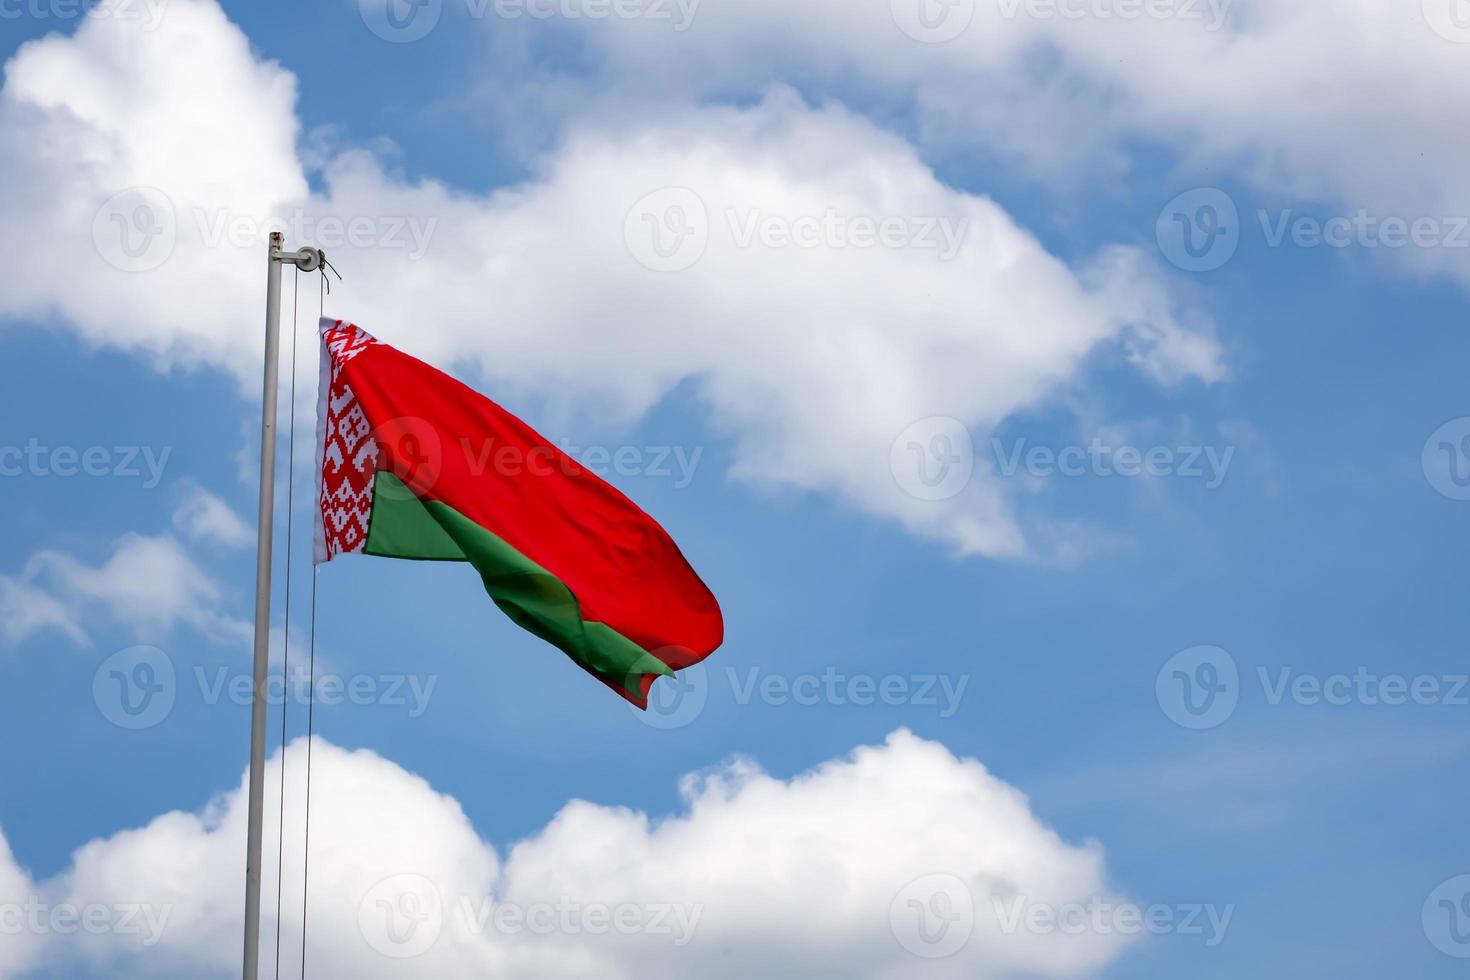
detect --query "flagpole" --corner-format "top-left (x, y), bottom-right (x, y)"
top-left (243, 233), bottom-right (323, 980)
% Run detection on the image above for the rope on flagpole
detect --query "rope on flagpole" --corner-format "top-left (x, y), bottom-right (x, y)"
top-left (271, 265), bottom-right (303, 980)
top-left (298, 266), bottom-right (330, 979)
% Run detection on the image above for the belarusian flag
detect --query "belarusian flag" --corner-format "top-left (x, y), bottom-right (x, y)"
top-left (313, 318), bottom-right (723, 708)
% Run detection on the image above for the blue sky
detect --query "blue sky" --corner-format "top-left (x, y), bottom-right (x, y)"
top-left (1, 1), bottom-right (1469, 977)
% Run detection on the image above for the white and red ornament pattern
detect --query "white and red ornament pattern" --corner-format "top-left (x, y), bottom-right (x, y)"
top-left (316, 320), bottom-right (380, 562)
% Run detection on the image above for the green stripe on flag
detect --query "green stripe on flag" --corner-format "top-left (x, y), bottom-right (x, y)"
top-left (364, 471), bottom-right (674, 699)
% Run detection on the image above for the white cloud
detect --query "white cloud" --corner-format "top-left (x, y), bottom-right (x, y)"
top-left (0, 0), bottom-right (305, 373)
top-left (0, 576), bottom-right (88, 647)
top-left (0, 1), bottom-right (1221, 557)
top-left (19, 730), bottom-right (1129, 978)
top-left (23, 532), bottom-right (242, 641)
top-left (173, 484), bottom-right (253, 548)
top-left (319, 92), bottom-right (1220, 557)
top-left (0, 829), bottom-right (42, 980)
top-left (540, 0), bottom-right (1470, 284)
top-left (0, 484), bottom-right (255, 648)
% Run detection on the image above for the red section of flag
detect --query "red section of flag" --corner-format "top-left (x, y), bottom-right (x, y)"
top-left (330, 320), bottom-right (724, 675)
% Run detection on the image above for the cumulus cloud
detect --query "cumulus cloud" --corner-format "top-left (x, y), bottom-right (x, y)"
top-left (0, 489), bottom-right (250, 648)
top-left (0, 0), bottom-right (1222, 557)
top-left (173, 484), bottom-right (253, 548)
top-left (536, 0), bottom-right (1470, 284)
top-left (0, 0), bottom-right (304, 372)
top-left (17, 730), bottom-right (1129, 978)
top-left (0, 829), bottom-right (42, 980)
top-left (23, 533), bottom-right (242, 641)
top-left (0, 576), bottom-right (87, 647)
